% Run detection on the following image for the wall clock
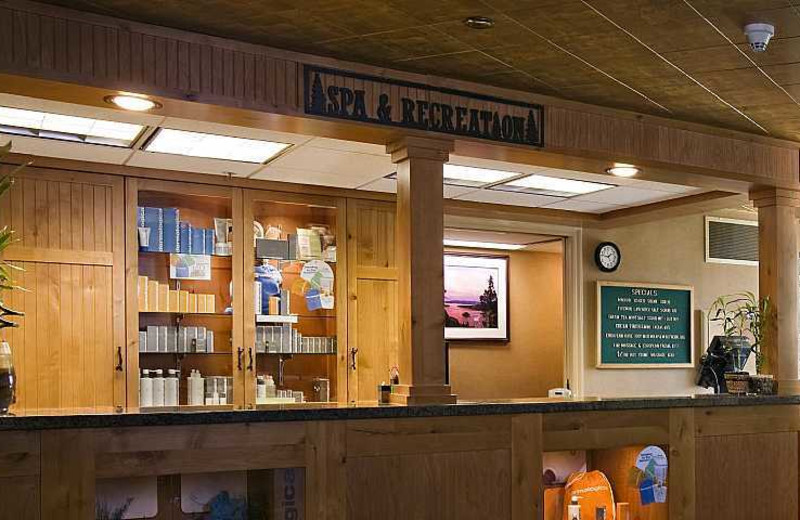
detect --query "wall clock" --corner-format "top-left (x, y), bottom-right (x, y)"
top-left (595, 242), bottom-right (621, 272)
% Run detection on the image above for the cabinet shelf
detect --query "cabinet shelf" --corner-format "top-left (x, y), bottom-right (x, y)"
top-left (140, 312), bottom-right (232, 318)
top-left (255, 314), bottom-right (298, 324)
top-left (139, 351), bottom-right (232, 355)
top-left (257, 352), bottom-right (336, 356)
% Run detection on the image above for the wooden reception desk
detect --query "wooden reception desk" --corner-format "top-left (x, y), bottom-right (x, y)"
top-left (0, 395), bottom-right (797, 519)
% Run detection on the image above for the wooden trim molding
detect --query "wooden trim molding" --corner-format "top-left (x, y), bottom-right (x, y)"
top-left (2, 246), bottom-right (113, 266)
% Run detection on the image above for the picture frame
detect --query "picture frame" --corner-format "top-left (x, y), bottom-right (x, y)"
top-left (444, 254), bottom-right (509, 341)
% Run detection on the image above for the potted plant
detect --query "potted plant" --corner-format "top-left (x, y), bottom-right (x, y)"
top-left (707, 292), bottom-right (773, 394)
top-left (0, 142), bottom-right (26, 414)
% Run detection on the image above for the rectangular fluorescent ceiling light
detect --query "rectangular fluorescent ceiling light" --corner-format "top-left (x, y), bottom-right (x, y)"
top-left (145, 128), bottom-right (291, 163)
top-left (444, 239), bottom-right (526, 250)
top-left (443, 164), bottom-right (519, 187)
top-left (0, 106), bottom-right (144, 147)
top-left (496, 174), bottom-right (613, 197)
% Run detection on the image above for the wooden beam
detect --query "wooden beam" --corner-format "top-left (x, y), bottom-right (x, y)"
top-left (751, 188), bottom-right (800, 394)
top-left (388, 136), bottom-right (456, 405)
top-left (669, 408), bottom-right (696, 520)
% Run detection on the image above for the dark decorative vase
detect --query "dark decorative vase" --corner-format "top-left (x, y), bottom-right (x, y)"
top-left (0, 341), bottom-right (15, 414)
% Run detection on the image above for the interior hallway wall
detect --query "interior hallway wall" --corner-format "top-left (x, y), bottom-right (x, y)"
top-left (449, 249), bottom-right (565, 400)
top-left (582, 211), bottom-right (758, 397)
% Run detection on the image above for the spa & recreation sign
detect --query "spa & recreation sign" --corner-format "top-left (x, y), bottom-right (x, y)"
top-left (304, 65), bottom-right (544, 147)
top-left (597, 282), bottom-right (694, 368)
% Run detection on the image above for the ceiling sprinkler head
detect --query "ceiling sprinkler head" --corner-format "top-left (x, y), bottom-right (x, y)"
top-left (744, 23), bottom-right (775, 52)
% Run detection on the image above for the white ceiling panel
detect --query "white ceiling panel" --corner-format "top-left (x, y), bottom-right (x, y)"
top-left (125, 150), bottom-right (260, 176)
top-left (575, 186), bottom-right (682, 205)
top-left (542, 199), bottom-right (622, 213)
top-left (358, 177), bottom-right (476, 199)
top-left (0, 92), bottom-right (165, 127)
top-left (307, 137), bottom-right (386, 155)
top-left (3, 135), bottom-right (134, 164)
top-left (268, 146), bottom-right (394, 179)
top-left (456, 189), bottom-right (563, 208)
top-left (252, 166), bottom-right (376, 188)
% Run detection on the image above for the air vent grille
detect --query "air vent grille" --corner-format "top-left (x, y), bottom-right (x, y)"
top-left (705, 217), bottom-right (758, 265)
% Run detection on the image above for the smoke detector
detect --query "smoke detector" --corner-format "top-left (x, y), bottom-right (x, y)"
top-left (744, 23), bottom-right (775, 52)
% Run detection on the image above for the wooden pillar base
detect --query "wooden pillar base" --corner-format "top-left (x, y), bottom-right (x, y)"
top-left (390, 384), bottom-right (457, 405)
top-left (778, 379), bottom-right (800, 396)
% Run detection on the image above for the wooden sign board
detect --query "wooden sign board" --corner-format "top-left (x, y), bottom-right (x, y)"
top-left (303, 64), bottom-right (544, 147)
top-left (597, 282), bottom-right (694, 368)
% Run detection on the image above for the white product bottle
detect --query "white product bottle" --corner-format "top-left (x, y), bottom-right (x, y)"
top-left (191, 370), bottom-right (205, 406)
top-left (165, 369), bottom-right (179, 406)
top-left (256, 376), bottom-right (267, 401)
top-left (152, 369), bottom-right (165, 407)
top-left (265, 375), bottom-right (277, 398)
top-left (568, 497), bottom-right (581, 520)
top-left (139, 369), bottom-right (153, 408)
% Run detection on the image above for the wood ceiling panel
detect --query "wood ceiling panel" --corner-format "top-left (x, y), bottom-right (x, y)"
top-left (31, 0), bottom-right (800, 142)
top-left (660, 45), bottom-right (752, 73)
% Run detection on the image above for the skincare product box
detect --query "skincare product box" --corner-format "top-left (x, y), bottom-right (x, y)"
top-left (140, 207), bottom-right (164, 252)
top-left (191, 227), bottom-right (205, 255)
top-left (255, 238), bottom-right (289, 260)
top-left (179, 222), bottom-right (191, 253)
top-left (280, 290), bottom-right (291, 315)
top-left (206, 331), bottom-right (214, 353)
top-left (137, 275), bottom-right (149, 311)
top-left (157, 326), bottom-right (168, 353)
top-left (157, 284), bottom-right (169, 312)
top-left (168, 290), bottom-right (179, 312)
top-left (139, 331), bottom-right (147, 353)
top-left (254, 282), bottom-right (263, 315)
top-left (204, 229), bottom-right (215, 255)
top-left (146, 326), bottom-right (158, 353)
top-left (162, 207), bottom-right (180, 253)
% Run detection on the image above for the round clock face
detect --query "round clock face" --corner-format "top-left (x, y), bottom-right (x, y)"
top-left (595, 242), bottom-right (621, 272)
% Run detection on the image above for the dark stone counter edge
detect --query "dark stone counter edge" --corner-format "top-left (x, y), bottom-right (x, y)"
top-left (2, 394), bottom-right (799, 431)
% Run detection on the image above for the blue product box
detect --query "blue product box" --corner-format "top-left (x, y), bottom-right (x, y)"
top-left (204, 228), bottom-right (215, 255)
top-left (142, 207), bottom-right (163, 252)
top-left (162, 208), bottom-right (180, 253)
top-left (191, 226), bottom-right (205, 254)
top-left (179, 222), bottom-right (191, 253)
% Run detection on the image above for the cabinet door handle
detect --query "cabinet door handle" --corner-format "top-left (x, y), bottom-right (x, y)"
top-left (247, 347), bottom-right (254, 371)
top-left (237, 347), bottom-right (244, 371)
top-left (350, 347), bottom-right (358, 370)
top-left (115, 346), bottom-right (123, 372)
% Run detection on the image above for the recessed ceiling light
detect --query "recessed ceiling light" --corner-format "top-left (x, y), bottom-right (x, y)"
top-left (606, 163), bottom-right (640, 178)
top-left (496, 174), bottom-right (613, 197)
top-left (105, 93), bottom-right (161, 112)
top-left (444, 239), bottom-right (525, 251)
top-left (443, 164), bottom-right (518, 187)
top-left (144, 128), bottom-right (291, 163)
top-left (464, 16), bottom-right (494, 29)
top-left (0, 106), bottom-right (144, 147)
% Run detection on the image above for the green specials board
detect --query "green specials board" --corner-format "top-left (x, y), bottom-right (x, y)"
top-left (597, 282), bottom-right (694, 368)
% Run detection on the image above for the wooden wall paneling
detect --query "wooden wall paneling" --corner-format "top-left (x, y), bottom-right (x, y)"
top-left (346, 200), bottom-right (399, 403)
top-left (93, 421), bottom-right (307, 479)
top-left (0, 430), bottom-right (41, 520)
top-left (542, 410), bottom-right (670, 451)
top-left (231, 187), bottom-right (245, 408)
top-left (41, 429), bottom-right (95, 520)
top-left (696, 431), bottom-right (798, 519)
top-left (694, 404), bottom-right (800, 437)
top-left (124, 177), bottom-right (140, 407)
top-left (669, 408), bottom-right (696, 520)
top-left (346, 448), bottom-right (511, 520)
top-left (241, 188), bottom-right (257, 407)
top-left (511, 414), bottom-right (543, 520)
top-left (305, 421), bottom-right (346, 520)
top-left (346, 415), bottom-right (510, 457)
top-left (0, 166), bottom-right (124, 413)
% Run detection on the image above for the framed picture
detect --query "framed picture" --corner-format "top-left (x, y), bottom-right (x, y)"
top-left (444, 254), bottom-right (509, 341)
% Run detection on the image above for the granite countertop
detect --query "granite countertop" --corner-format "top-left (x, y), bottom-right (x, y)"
top-left (1, 394), bottom-right (799, 431)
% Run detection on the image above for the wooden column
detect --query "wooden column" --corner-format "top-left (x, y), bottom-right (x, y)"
top-left (751, 188), bottom-right (800, 394)
top-left (387, 137), bottom-right (456, 405)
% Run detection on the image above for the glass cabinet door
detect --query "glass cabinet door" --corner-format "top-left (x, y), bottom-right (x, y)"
top-left (243, 190), bottom-right (345, 406)
top-left (128, 179), bottom-right (244, 409)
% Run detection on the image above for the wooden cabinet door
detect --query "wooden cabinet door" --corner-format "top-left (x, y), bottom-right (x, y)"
top-left (0, 166), bottom-right (125, 412)
top-left (346, 200), bottom-right (399, 404)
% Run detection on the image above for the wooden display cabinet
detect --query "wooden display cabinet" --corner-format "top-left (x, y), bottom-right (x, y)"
top-left (125, 179), bottom-right (245, 408)
top-left (243, 190), bottom-right (347, 405)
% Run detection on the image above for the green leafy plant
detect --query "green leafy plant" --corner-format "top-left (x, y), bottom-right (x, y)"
top-left (95, 497), bottom-right (133, 520)
top-left (708, 291), bottom-right (773, 373)
top-left (0, 142), bottom-right (26, 302)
